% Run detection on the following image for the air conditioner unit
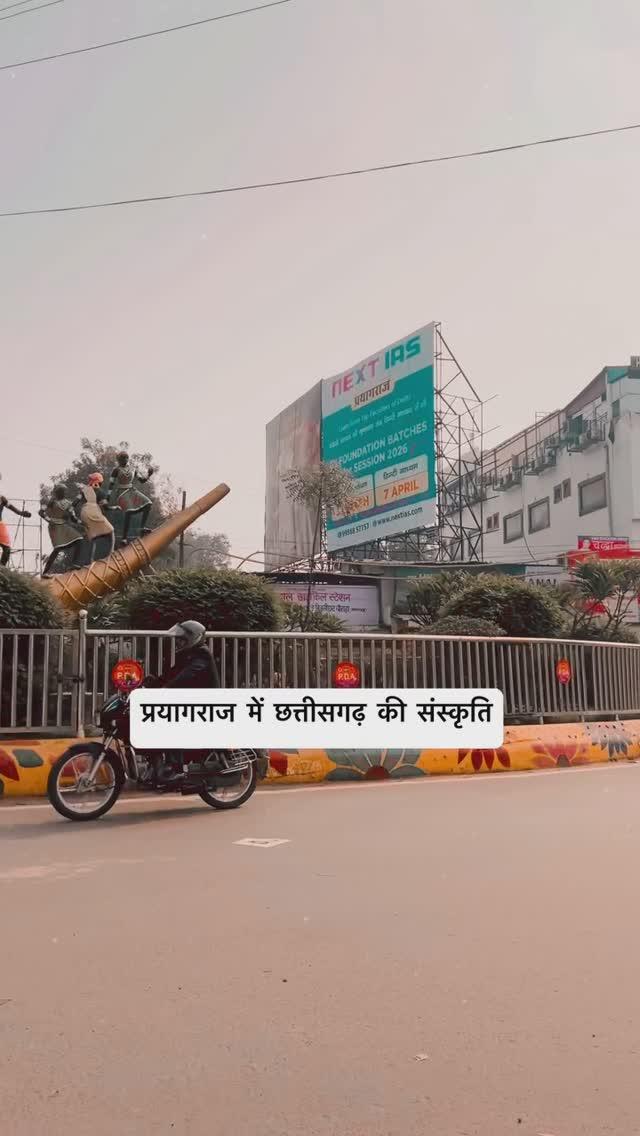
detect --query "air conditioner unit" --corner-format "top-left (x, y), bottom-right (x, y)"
top-left (503, 469), bottom-right (522, 489)
top-left (582, 424), bottom-right (598, 448)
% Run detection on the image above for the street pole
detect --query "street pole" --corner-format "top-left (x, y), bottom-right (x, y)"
top-left (178, 489), bottom-right (187, 568)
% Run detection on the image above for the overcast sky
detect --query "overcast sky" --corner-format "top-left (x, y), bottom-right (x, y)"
top-left (2, 0), bottom-right (639, 563)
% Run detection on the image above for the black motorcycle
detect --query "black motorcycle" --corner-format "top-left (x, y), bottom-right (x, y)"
top-left (47, 665), bottom-right (267, 822)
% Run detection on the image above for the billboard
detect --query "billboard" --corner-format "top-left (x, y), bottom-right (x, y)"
top-left (272, 582), bottom-right (380, 629)
top-left (321, 324), bottom-right (436, 552)
top-left (264, 382), bottom-right (322, 568)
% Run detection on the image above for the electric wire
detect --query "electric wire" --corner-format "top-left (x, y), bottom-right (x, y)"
top-left (2, 121), bottom-right (638, 218)
top-left (0, 0), bottom-right (293, 70)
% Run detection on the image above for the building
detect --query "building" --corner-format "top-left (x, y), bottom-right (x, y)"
top-left (443, 358), bottom-right (640, 566)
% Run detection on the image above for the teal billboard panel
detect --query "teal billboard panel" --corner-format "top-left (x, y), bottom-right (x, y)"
top-left (321, 324), bottom-right (436, 552)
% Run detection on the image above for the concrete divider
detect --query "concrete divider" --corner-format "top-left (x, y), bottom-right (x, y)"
top-left (0, 720), bottom-right (637, 797)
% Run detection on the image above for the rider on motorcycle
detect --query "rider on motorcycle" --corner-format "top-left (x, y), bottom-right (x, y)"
top-left (153, 620), bottom-right (220, 783)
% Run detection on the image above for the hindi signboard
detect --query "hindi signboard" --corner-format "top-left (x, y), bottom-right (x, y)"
top-left (272, 582), bottom-right (380, 629)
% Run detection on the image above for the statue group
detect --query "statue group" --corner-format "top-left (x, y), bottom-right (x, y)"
top-left (39, 452), bottom-right (155, 576)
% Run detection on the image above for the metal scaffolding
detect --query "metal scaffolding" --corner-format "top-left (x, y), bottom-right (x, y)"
top-left (2, 499), bottom-right (45, 575)
top-left (434, 326), bottom-right (484, 563)
top-left (333, 324), bottom-right (485, 565)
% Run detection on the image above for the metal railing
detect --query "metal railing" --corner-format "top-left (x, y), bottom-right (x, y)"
top-left (1, 620), bottom-right (640, 734)
top-left (0, 628), bottom-right (80, 734)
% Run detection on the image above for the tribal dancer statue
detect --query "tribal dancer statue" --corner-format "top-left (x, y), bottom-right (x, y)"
top-left (72, 472), bottom-right (115, 560)
top-left (39, 486), bottom-right (81, 576)
top-left (108, 452), bottom-right (154, 531)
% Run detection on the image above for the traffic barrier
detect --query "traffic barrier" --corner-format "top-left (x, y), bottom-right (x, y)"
top-left (0, 719), bottom-right (637, 797)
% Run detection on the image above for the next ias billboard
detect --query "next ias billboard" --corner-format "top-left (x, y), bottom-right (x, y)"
top-left (321, 324), bottom-right (436, 552)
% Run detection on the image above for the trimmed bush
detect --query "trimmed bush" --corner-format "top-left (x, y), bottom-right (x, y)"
top-left (0, 567), bottom-right (63, 629)
top-left (442, 576), bottom-right (563, 639)
top-left (120, 569), bottom-right (283, 632)
top-left (406, 570), bottom-right (471, 627)
top-left (427, 615), bottom-right (506, 638)
top-left (86, 589), bottom-right (133, 630)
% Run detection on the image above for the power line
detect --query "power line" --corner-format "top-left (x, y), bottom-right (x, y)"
top-left (0, 0), bottom-right (49, 13)
top-left (2, 121), bottom-right (639, 219)
top-left (0, 0), bottom-right (62, 21)
top-left (0, 0), bottom-right (293, 71)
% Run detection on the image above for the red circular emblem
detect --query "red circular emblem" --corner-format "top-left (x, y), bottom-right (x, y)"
top-left (111, 658), bottom-right (144, 691)
top-left (332, 661), bottom-right (361, 688)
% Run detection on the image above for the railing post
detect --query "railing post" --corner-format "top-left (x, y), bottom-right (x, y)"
top-left (75, 609), bottom-right (88, 738)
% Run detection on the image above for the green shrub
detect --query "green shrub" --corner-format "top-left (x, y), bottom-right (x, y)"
top-left (406, 570), bottom-right (471, 626)
top-left (568, 621), bottom-right (639, 644)
top-left (0, 568), bottom-right (63, 629)
top-left (443, 575), bottom-right (563, 639)
top-left (280, 601), bottom-right (344, 633)
top-left (86, 589), bottom-right (133, 630)
top-left (121, 569), bottom-right (283, 632)
top-left (427, 615), bottom-right (506, 638)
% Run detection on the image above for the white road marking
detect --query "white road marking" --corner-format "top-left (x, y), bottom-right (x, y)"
top-left (234, 838), bottom-right (290, 848)
top-left (1, 761), bottom-right (637, 815)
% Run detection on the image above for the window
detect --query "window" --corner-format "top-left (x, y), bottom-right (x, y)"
top-left (569, 414), bottom-right (584, 437)
top-left (553, 484), bottom-right (562, 504)
top-left (612, 399), bottom-right (620, 420)
top-left (486, 512), bottom-right (499, 532)
top-left (528, 497), bottom-right (550, 533)
top-left (562, 479), bottom-right (571, 498)
top-left (579, 474), bottom-right (607, 516)
top-left (504, 510), bottom-right (523, 543)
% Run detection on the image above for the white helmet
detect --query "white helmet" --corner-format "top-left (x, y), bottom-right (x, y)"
top-left (167, 620), bottom-right (206, 651)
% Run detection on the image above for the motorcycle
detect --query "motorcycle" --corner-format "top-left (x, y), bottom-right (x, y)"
top-left (47, 659), bottom-right (268, 822)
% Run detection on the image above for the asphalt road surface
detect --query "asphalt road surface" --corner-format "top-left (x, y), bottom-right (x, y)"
top-left (2, 765), bottom-right (640, 1136)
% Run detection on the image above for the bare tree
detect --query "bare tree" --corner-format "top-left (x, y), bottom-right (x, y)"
top-left (282, 462), bottom-right (354, 628)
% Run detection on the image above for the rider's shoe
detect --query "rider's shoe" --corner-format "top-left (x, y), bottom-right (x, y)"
top-left (156, 758), bottom-right (183, 785)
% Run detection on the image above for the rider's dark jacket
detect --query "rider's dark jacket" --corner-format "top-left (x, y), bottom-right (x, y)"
top-left (159, 646), bottom-right (220, 689)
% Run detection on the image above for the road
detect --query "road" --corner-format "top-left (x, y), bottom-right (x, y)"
top-left (1, 765), bottom-right (640, 1136)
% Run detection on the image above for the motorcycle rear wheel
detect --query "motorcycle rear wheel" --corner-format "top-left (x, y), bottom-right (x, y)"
top-left (199, 760), bottom-right (258, 810)
top-left (48, 743), bottom-right (124, 822)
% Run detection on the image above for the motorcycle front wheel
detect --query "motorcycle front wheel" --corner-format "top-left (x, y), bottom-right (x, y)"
top-left (199, 757), bottom-right (258, 810)
top-left (48, 743), bottom-right (124, 822)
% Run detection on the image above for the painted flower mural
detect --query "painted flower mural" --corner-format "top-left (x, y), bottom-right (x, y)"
top-left (0, 750), bottom-right (19, 782)
top-left (269, 751), bottom-right (291, 777)
top-left (584, 722), bottom-right (632, 760)
top-left (531, 740), bottom-right (587, 768)
top-left (457, 748), bottom-right (511, 772)
top-left (326, 749), bottom-right (426, 781)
